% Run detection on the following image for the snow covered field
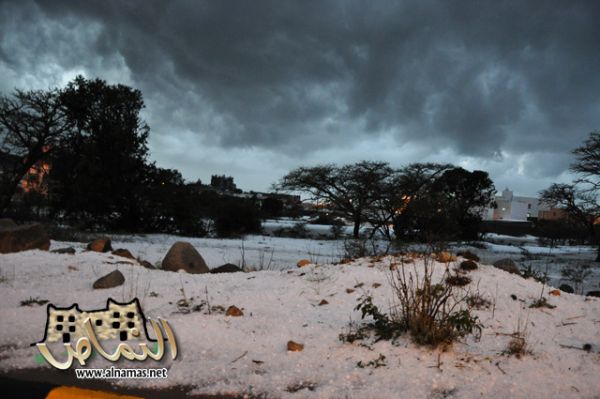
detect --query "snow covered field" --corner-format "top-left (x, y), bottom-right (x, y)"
top-left (0, 239), bottom-right (599, 398)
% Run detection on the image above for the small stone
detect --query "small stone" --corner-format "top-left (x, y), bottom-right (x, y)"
top-left (51, 247), bottom-right (76, 255)
top-left (211, 263), bottom-right (243, 273)
top-left (93, 270), bottom-right (125, 289)
top-left (372, 283), bottom-right (382, 288)
top-left (226, 305), bottom-right (244, 317)
top-left (112, 248), bottom-right (135, 259)
top-left (87, 238), bottom-right (112, 253)
top-left (139, 260), bottom-right (154, 269)
top-left (287, 340), bottom-right (304, 352)
top-left (318, 299), bottom-right (329, 306)
top-left (346, 288), bottom-right (355, 294)
top-left (297, 259), bottom-right (311, 268)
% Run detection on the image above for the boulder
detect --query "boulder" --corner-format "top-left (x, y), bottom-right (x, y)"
top-left (586, 291), bottom-right (600, 298)
top-left (112, 248), bottom-right (135, 260)
top-left (493, 258), bottom-right (520, 275)
top-left (0, 218), bottom-right (16, 228)
top-left (87, 238), bottom-right (112, 253)
top-left (459, 260), bottom-right (478, 271)
top-left (162, 242), bottom-right (209, 274)
top-left (0, 223), bottom-right (50, 254)
top-left (93, 270), bottom-right (125, 289)
top-left (51, 247), bottom-right (76, 255)
top-left (559, 284), bottom-right (574, 294)
top-left (457, 250), bottom-right (480, 262)
top-left (211, 263), bottom-right (243, 274)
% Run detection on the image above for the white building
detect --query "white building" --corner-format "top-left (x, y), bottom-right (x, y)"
top-left (483, 188), bottom-right (547, 221)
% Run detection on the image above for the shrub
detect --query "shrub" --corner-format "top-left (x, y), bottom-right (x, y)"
top-left (560, 263), bottom-right (592, 294)
top-left (520, 263), bottom-right (549, 283)
top-left (529, 297), bottom-right (556, 309)
top-left (504, 316), bottom-right (531, 358)
top-left (214, 197), bottom-right (261, 237)
top-left (342, 256), bottom-right (482, 348)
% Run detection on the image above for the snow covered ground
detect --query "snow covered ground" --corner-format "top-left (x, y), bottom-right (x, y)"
top-left (1, 244), bottom-right (599, 398)
top-left (34, 228), bottom-right (600, 297)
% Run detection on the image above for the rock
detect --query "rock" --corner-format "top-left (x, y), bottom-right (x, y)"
top-left (112, 248), bottom-right (135, 259)
top-left (87, 238), bottom-right (112, 253)
top-left (211, 263), bottom-right (243, 273)
top-left (493, 258), bottom-right (520, 275)
top-left (287, 340), bottom-right (304, 352)
top-left (559, 284), bottom-right (574, 294)
top-left (586, 291), bottom-right (600, 298)
top-left (459, 260), bottom-right (478, 271)
top-left (372, 283), bottom-right (382, 288)
top-left (226, 305), bottom-right (244, 316)
top-left (0, 218), bottom-right (16, 228)
top-left (457, 250), bottom-right (480, 262)
top-left (0, 222), bottom-right (50, 254)
top-left (346, 288), bottom-right (355, 294)
top-left (162, 242), bottom-right (209, 274)
top-left (436, 252), bottom-right (456, 263)
top-left (318, 299), bottom-right (329, 306)
top-left (93, 270), bottom-right (125, 289)
top-left (297, 259), bottom-right (311, 268)
top-left (139, 260), bottom-right (155, 269)
top-left (549, 289), bottom-right (561, 296)
top-left (51, 247), bottom-right (76, 255)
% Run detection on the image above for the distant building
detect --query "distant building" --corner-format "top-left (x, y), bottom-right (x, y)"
top-left (484, 188), bottom-right (548, 221)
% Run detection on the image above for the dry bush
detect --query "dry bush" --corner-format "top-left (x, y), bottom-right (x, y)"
top-left (387, 256), bottom-right (481, 347)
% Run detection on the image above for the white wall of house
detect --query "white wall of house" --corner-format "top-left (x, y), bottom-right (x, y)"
top-left (483, 188), bottom-right (546, 221)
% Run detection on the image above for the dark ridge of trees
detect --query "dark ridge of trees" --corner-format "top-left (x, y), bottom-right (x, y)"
top-left (275, 162), bottom-right (496, 242)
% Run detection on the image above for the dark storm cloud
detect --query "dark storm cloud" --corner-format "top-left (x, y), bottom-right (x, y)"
top-left (1, 0), bottom-right (599, 192)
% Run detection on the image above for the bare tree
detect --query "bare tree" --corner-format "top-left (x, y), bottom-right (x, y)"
top-left (541, 131), bottom-right (600, 261)
top-left (0, 89), bottom-right (72, 215)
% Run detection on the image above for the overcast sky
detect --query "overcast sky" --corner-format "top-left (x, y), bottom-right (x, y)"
top-left (1, 1), bottom-right (599, 196)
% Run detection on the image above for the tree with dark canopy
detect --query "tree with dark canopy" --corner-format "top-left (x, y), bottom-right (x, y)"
top-left (0, 89), bottom-right (73, 216)
top-left (275, 161), bottom-right (393, 238)
top-left (393, 166), bottom-right (495, 242)
top-left (48, 76), bottom-right (150, 230)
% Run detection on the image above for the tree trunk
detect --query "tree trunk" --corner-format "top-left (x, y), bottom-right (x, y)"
top-left (0, 174), bottom-right (26, 217)
top-left (353, 217), bottom-right (361, 238)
